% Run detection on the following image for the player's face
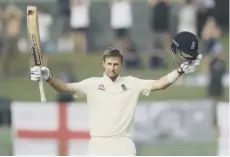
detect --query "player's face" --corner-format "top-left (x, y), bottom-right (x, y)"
top-left (103, 57), bottom-right (122, 78)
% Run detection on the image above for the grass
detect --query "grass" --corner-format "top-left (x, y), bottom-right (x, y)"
top-left (138, 141), bottom-right (217, 155)
top-left (0, 76), bottom-right (228, 102)
top-left (0, 52), bottom-right (228, 102)
top-left (0, 126), bottom-right (12, 156)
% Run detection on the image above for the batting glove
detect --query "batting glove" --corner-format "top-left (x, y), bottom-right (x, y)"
top-left (179, 54), bottom-right (202, 74)
top-left (30, 66), bottom-right (51, 81)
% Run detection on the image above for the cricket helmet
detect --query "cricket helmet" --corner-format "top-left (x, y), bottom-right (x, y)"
top-left (171, 31), bottom-right (199, 64)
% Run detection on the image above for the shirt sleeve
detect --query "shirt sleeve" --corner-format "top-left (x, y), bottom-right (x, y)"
top-left (132, 77), bottom-right (155, 96)
top-left (72, 78), bottom-right (93, 98)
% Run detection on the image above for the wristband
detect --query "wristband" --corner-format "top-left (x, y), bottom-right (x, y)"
top-left (177, 68), bottom-right (184, 75)
top-left (167, 70), bottom-right (179, 83)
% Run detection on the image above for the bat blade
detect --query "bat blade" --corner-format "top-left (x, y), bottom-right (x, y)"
top-left (27, 6), bottom-right (43, 66)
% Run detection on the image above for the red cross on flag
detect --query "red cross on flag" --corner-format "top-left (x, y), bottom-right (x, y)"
top-left (11, 102), bottom-right (90, 156)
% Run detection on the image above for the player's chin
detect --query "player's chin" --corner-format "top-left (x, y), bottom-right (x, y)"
top-left (108, 72), bottom-right (118, 78)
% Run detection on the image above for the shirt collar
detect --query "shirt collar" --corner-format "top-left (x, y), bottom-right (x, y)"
top-left (103, 73), bottom-right (121, 83)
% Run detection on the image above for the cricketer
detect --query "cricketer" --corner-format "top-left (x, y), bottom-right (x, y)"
top-left (30, 31), bottom-right (202, 156)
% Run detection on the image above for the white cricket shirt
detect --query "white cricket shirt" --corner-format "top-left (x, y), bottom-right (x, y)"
top-left (73, 74), bottom-right (154, 137)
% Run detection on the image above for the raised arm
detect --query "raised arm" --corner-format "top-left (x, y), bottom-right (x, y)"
top-left (30, 66), bottom-right (76, 94)
top-left (151, 69), bottom-right (181, 91)
top-left (151, 54), bottom-right (202, 91)
top-left (47, 77), bottom-right (76, 94)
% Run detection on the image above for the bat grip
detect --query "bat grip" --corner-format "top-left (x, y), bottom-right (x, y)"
top-left (38, 67), bottom-right (46, 103)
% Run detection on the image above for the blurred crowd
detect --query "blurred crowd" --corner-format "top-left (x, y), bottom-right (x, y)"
top-left (0, 0), bottom-right (228, 101)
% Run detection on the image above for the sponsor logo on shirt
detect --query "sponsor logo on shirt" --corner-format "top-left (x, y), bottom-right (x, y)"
top-left (97, 84), bottom-right (105, 90)
top-left (121, 84), bottom-right (127, 91)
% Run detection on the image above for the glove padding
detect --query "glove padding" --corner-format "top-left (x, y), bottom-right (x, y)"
top-left (30, 66), bottom-right (50, 81)
top-left (180, 54), bottom-right (202, 74)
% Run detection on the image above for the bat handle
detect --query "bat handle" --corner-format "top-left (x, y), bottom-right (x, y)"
top-left (39, 68), bottom-right (46, 103)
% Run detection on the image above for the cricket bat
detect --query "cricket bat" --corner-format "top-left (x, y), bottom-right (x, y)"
top-left (27, 6), bottom-right (46, 103)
